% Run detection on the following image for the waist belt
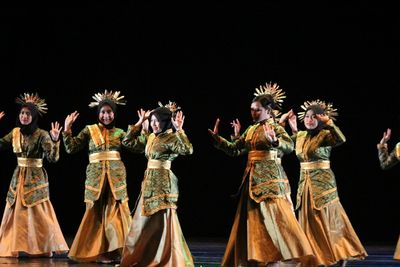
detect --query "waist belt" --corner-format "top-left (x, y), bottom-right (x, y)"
top-left (300, 160), bottom-right (330, 170)
top-left (248, 150), bottom-right (280, 163)
top-left (89, 151), bottom-right (121, 163)
top-left (17, 157), bottom-right (43, 168)
top-left (147, 159), bottom-right (171, 170)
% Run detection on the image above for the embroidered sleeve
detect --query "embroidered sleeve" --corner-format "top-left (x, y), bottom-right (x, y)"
top-left (121, 125), bottom-right (147, 153)
top-left (322, 121), bottom-right (346, 147)
top-left (62, 126), bottom-right (89, 154)
top-left (212, 127), bottom-right (249, 157)
top-left (168, 130), bottom-right (193, 155)
top-left (42, 131), bottom-right (60, 163)
top-left (273, 124), bottom-right (294, 154)
top-left (377, 143), bottom-right (400, 170)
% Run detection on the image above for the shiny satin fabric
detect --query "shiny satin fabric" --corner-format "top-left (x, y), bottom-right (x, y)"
top-left (299, 178), bottom-right (367, 266)
top-left (68, 181), bottom-right (131, 262)
top-left (120, 197), bottom-right (194, 267)
top-left (221, 184), bottom-right (315, 267)
top-left (0, 188), bottom-right (68, 256)
top-left (395, 237), bottom-right (400, 260)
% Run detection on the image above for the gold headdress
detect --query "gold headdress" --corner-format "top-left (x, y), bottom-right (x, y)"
top-left (298, 99), bottom-right (338, 121)
top-left (158, 100), bottom-right (181, 114)
top-left (254, 82), bottom-right (286, 109)
top-left (15, 93), bottom-right (48, 115)
top-left (88, 90), bottom-right (126, 108)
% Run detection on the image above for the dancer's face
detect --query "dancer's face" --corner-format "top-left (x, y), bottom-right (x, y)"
top-left (304, 109), bottom-right (318, 130)
top-left (150, 115), bottom-right (161, 133)
top-left (19, 107), bottom-right (32, 125)
top-left (98, 105), bottom-right (114, 125)
top-left (250, 101), bottom-right (270, 123)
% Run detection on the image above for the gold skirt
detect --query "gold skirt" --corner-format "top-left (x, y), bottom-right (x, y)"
top-left (394, 236), bottom-right (400, 260)
top-left (221, 183), bottom-right (314, 267)
top-left (298, 178), bottom-right (367, 266)
top-left (120, 196), bottom-right (194, 267)
top-left (68, 181), bottom-right (131, 262)
top-left (0, 190), bottom-right (68, 257)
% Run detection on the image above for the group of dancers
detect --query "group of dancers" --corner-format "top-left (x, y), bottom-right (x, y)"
top-left (0, 83), bottom-right (397, 266)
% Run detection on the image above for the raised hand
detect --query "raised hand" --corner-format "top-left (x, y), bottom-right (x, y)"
top-left (263, 122), bottom-right (278, 143)
top-left (50, 121), bottom-right (63, 141)
top-left (0, 111), bottom-right (5, 121)
top-left (171, 111), bottom-right (185, 131)
top-left (134, 109), bottom-right (151, 127)
top-left (380, 128), bottom-right (391, 145)
top-left (279, 109), bottom-right (294, 124)
top-left (230, 119), bottom-right (241, 137)
top-left (315, 113), bottom-right (330, 124)
top-left (64, 111), bottom-right (79, 132)
top-left (208, 118), bottom-right (220, 136)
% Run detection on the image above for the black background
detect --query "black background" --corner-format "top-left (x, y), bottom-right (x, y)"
top-left (0, 4), bottom-right (398, 245)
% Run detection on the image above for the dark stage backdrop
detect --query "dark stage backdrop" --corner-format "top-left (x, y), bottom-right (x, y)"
top-left (0, 4), bottom-right (398, 244)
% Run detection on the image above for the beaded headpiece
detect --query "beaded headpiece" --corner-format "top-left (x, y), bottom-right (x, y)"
top-left (298, 99), bottom-right (338, 121)
top-left (88, 90), bottom-right (126, 108)
top-left (15, 93), bottom-right (48, 115)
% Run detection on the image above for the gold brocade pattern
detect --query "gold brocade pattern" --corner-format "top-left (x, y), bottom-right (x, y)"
top-left (120, 127), bottom-right (194, 266)
top-left (134, 129), bottom-right (193, 216)
top-left (215, 120), bottom-right (294, 202)
top-left (294, 123), bottom-right (346, 210)
top-left (0, 128), bottom-right (67, 256)
top-left (294, 122), bottom-right (367, 265)
top-left (63, 124), bottom-right (140, 203)
top-left (213, 119), bottom-right (315, 265)
top-left (0, 128), bottom-right (60, 207)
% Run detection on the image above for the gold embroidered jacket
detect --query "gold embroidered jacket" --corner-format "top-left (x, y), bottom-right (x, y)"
top-left (123, 127), bottom-right (193, 216)
top-left (294, 121), bottom-right (346, 210)
top-left (0, 127), bottom-right (59, 207)
top-left (63, 124), bottom-right (144, 204)
top-left (212, 119), bottom-right (293, 202)
top-left (377, 142), bottom-right (400, 170)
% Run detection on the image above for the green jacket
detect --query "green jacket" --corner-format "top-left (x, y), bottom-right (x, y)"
top-left (63, 124), bottom-right (143, 204)
top-left (294, 121), bottom-right (346, 210)
top-left (0, 127), bottom-right (59, 207)
top-left (213, 119), bottom-right (293, 202)
top-left (123, 127), bottom-right (193, 216)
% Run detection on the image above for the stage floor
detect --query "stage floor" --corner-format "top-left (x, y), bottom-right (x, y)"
top-left (0, 239), bottom-right (398, 266)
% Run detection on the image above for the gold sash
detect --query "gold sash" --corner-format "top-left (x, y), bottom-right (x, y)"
top-left (17, 157), bottom-right (43, 168)
top-left (12, 128), bottom-right (22, 153)
top-left (88, 124), bottom-right (105, 147)
top-left (248, 150), bottom-right (280, 164)
top-left (147, 159), bottom-right (171, 170)
top-left (89, 151), bottom-right (121, 163)
top-left (300, 160), bottom-right (330, 170)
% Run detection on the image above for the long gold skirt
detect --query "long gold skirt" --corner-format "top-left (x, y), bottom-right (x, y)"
top-left (68, 181), bottom-right (131, 262)
top-left (221, 184), bottom-right (315, 267)
top-left (298, 179), bottom-right (367, 266)
top-left (120, 196), bottom-right (194, 267)
top-left (394, 236), bottom-right (400, 260)
top-left (0, 190), bottom-right (68, 257)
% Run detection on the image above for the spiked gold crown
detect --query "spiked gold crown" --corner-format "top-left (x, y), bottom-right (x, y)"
top-left (254, 82), bottom-right (286, 109)
top-left (158, 100), bottom-right (181, 114)
top-left (298, 99), bottom-right (338, 121)
top-left (15, 93), bottom-right (48, 115)
top-left (88, 90), bottom-right (126, 108)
